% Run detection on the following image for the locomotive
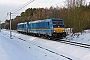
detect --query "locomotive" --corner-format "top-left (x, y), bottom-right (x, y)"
top-left (17, 18), bottom-right (66, 38)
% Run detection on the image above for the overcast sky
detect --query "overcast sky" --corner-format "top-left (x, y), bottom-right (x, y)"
top-left (0, 0), bottom-right (90, 23)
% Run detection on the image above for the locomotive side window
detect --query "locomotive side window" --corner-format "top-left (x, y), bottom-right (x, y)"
top-left (48, 22), bottom-right (49, 25)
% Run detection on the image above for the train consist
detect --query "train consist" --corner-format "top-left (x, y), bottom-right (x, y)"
top-left (17, 18), bottom-right (66, 38)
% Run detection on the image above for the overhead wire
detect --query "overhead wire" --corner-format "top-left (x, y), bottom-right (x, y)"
top-left (2, 0), bottom-right (34, 22)
top-left (2, 14), bottom-right (9, 22)
top-left (12, 0), bottom-right (34, 14)
top-left (9, 0), bottom-right (35, 39)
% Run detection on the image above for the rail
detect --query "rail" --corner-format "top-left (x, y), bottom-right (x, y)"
top-left (57, 39), bottom-right (90, 49)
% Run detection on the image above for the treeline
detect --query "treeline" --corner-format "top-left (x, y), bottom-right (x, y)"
top-left (2, 1), bottom-right (90, 33)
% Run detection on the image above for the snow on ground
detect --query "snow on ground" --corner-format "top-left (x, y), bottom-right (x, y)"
top-left (64, 29), bottom-right (90, 44)
top-left (0, 29), bottom-right (90, 60)
top-left (0, 32), bottom-right (37, 60)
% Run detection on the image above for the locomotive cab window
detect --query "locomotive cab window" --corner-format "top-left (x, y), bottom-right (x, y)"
top-left (52, 19), bottom-right (65, 28)
top-left (48, 22), bottom-right (49, 25)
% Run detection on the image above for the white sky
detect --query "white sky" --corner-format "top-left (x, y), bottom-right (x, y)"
top-left (0, 0), bottom-right (90, 23)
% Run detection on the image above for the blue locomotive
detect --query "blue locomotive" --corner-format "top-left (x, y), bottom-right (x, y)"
top-left (17, 18), bottom-right (66, 38)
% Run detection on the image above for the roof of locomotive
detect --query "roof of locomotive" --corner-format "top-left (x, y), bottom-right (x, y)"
top-left (17, 23), bottom-right (25, 25)
top-left (17, 18), bottom-right (64, 25)
top-left (29, 20), bottom-right (45, 24)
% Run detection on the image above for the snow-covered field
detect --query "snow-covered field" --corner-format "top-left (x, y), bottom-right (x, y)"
top-left (0, 29), bottom-right (90, 60)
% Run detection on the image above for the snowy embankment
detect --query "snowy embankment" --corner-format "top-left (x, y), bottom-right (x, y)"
top-left (64, 29), bottom-right (90, 44)
top-left (0, 29), bottom-right (90, 60)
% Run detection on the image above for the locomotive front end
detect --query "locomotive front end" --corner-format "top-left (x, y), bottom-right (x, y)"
top-left (52, 18), bottom-right (66, 38)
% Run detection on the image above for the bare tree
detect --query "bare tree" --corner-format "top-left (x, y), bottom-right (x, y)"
top-left (65, 0), bottom-right (86, 8)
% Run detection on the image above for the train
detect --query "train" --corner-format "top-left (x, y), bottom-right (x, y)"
top-left (17, 18), bottom-right (66, 39)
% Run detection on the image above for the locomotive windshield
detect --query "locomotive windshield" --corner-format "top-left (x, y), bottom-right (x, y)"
top-left (52, 19), bottom-right (65, 28)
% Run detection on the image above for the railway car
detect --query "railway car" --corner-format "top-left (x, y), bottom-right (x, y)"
top-left (17, 23), bottom-right (25, 33)
top-left (17, 18), bottom-right (66, 38)
top-left (17, 22), bottom-right (29, 33)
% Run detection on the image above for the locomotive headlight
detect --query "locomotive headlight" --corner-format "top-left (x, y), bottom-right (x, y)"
top-left (58, 26), bottom-right (60, 28)
top-left (54, 31), bottom-right (56, 32)
top-left (63, 30), bottom-right (65, 32)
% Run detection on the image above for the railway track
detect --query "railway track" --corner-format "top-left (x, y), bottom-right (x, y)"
top-left (52, 38), bottom-right (90, 49)
top-left (2, 31), bottom-right (90, 49)
top-left (12, 31), bottom-right (90, 49)
top-left (12, 35), bottom-right (90, 60)
top-left (28, 34), bottom-right (90, 49)
top-left (12, 35), bottom-right (73, 60)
